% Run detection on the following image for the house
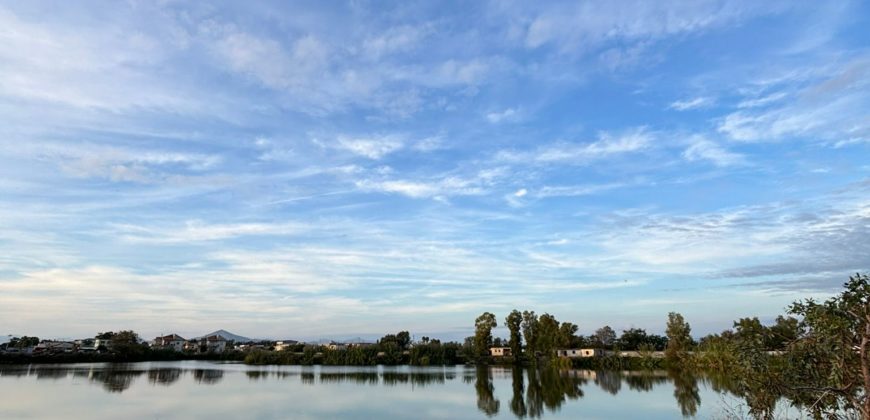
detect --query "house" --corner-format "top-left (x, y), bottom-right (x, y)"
top-left (235, 343), bottom-right (266, 351)
top-left (557, 348), bottom-right (604, 358)
top-left (94, 337), bottom-right (113, 351)
top-left (152, 334), bottom-right (186, 352)
top-left (327, 342), bottom-right (347, 351)
top-left (203, 335), bottom-right (227, 353)
top-left (34, 341), bottom-right (75, 354)
top-left (75, 338), bottom-right (96, 353)
top-left (274, 340), bottom-right (298, 351)
top-left (489, 347), bottom-right (512, 357)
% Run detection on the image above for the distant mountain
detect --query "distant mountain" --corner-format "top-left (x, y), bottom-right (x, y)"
top-left (195, 330), bottom-right (252, 342)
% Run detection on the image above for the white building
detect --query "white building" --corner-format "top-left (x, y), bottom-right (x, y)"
top-left (489, 347), bottom-right (512, 357)
top-left (152, 334), bottom-right (186, 352)
top-left (556, 348), bottom-right (604, 358)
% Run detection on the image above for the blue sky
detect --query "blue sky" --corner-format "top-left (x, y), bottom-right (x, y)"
top-left (1, 1), bottom-right (868, 341)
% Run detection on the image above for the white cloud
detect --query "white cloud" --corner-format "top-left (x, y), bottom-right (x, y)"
top-left (0, 6), bottom-right (198, 112)
top-left (111, 220), bottom-right (306, 243)
top-left (2, 141), bottom-right (222, 183)
top-left (498, 127), bottom-right (651, 164)
top-left (668, 97), bottom-right (713, 111)
top-left (719, 57), bottom-right (870, 143)
top-left (537, 183), bottom-right (625, 198)
top-left (520, 1), bottom-right (787, 51)
top-left (514, 188), bottom-right (528, 197)
top-left (682, 137), bottom-right (745, 167)
top-left (362, 25), bottom-right (430, 58)
top-left (355, 169), bottom-right (506, 199)
top-left (833, 137), bottom-right (869, 148)
top-left (486, 108), bottom-right (519, 123)
top-left (335, 134), bottom-right (405, 159)
top-left (737, 91), bottom-right (787, 108)
top-left (411, 136), bottom-right (445, 152)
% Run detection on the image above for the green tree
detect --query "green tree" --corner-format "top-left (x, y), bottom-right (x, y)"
top-left (522, 311), bottom-right (539, 356)
top-left (110, 330), bottom-right (147, 358)
top-left (536, 313), bottom-right (560, 356)
top-left (593, 326), bottom-right (616, 349)
top-left (505, 310), bottom-right (523, 359)
top-left (665, 312), bottom-right (693, 363)
top-left (474, 312), bottom-right (498, 357)
top-left (765, 315), bottom-right (801, 350)
top-left (617, 328), bottom-right (653, 351)
top-left (784, 273), bottom-right (870, 418)
top-left (396, 331), bottom-right (411, 349)
top-left (9, 336), bottom-right (39, 349)
top-left (558, 322), bottom-right (579, 348)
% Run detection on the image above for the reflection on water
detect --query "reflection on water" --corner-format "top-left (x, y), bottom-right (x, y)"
top-left (0, 362), bottom-right (811, 419)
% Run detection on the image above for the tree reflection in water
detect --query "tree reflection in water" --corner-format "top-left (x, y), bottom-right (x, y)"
top-left (594, 369), bottom-right (621, 395)
top-left (192, 369), bottom-right (223, 385)
top-left (475, 366), bottom-right (500, 416)
top-left (511, 368), bottom-right (587, 418)
top-left (510, 367), bottom-right (526, 417)
top-left (624, 370), bottom-right (669, 392)
top-left (90, 365), bottom-right (143, 393)
top-left (668, 369), bottom-right (701, 417)
top-left (1, 363), bottom-right (828, 417)
top-left (148, 368), bottom-right (181, 386)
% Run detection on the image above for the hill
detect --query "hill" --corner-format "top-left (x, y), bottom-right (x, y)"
top-left (195, 330), bottom-right (252, 342)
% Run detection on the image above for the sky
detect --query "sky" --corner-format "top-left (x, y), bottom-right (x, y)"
top-left (1, 0), bottom-right (869, 342)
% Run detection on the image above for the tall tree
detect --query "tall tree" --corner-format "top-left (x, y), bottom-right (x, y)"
top-left (536, 313), bottom-right (561, 356)
top-left (396, 331), bottom-right (411, 349)
top-left (665, 312), bottom-right (693, 362)
top-left (474, 312), bottom-right (498, 357)
top-left (505, 310), bottom-right (523, 358)
top-left (594, 326), bottom-right (616, 349)
top-left (522, 311), bottom-right (539, 356)
top-left (558, 322), bottom-right (579, 348)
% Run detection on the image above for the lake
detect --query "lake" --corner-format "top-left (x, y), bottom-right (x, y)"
top-left (0, 361), bottom-right (808, 419)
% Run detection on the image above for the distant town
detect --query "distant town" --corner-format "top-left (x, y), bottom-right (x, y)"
top-left (0, 329), bottom-right (377, 357)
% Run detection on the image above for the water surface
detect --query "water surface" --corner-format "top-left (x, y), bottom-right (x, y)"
top-left (0, 361), bottom-right (806, 419)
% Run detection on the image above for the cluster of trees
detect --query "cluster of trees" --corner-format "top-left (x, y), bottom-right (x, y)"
top-left (472, 311), bottom-right (583, 359)
top-left (0, 336), bottom-right (39, 351)
top-left (244, 331), bottom-right (464, 366)
top-left (470, 310), bottom-right (694, 362)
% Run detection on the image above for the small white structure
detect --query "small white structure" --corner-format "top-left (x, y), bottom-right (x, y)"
top-left (204, 335), bottom-right (227, 353)
top-left (94, 337), bottom-right (113, 351)
top-left (274, 340), bottom-right (298, 351)
top-left (557, 348), bottom-right (604, 358)
top-left (152, 334), bottom-right (186, 352)
top-left (489, 347), bottom-right (512, 357)
top-left (327, 342), bottom-right (347, 351)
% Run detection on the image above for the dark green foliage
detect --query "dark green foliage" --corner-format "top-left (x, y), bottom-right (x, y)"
top-left (474, 312), bottom-right (498, 358)
top-left (505, 309), bottom-right (523, 362)
top-left (593, 326), bottom-right (616, 349)
top-left (665, 312), bottom-right (693, 363)
top-left (616, 328), bottom-right (667, 351)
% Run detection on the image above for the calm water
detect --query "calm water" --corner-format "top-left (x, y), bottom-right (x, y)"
top-left (0, 361), bottom-right (807, 419)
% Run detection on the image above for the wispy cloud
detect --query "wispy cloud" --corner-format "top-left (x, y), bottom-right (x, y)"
top-left (334, 134), bottom-right (405, 159)
top-left (669, 97), bottom-right (713, 111)
top-left (682, 137), bottom-right (745, 167)
top-left (718, 56), bottom-right (870, 143)
top-left (486, 108), bottom-right (519, 123)
top-left (497, 127), bottom-right (652, 165)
